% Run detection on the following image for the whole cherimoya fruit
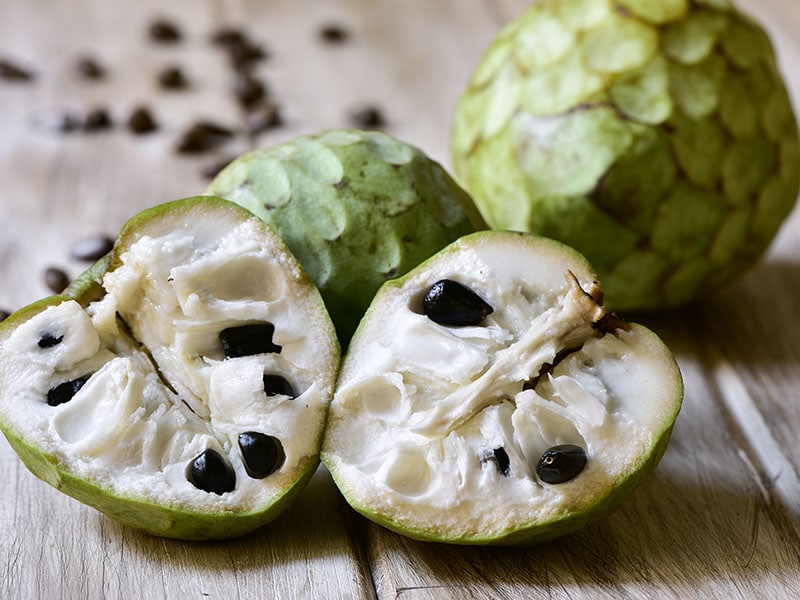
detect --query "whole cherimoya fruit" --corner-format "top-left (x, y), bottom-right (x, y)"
top-left (206, 129), bottom-right (485, 344)
top-left (322, 231), bottom-right (683, 545)
top-left (451, 0), bottom-right (800, 312)
top-left (0, 197), bottom-right (340, 540)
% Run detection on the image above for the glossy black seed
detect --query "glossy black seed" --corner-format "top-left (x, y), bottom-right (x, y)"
top-left (158, 66), bottom-right (189, 90)
top-left (263, 374), bottom-right (295, 398)
top-left (128, 106), bottom-right (158, 134)
top-left (349, 105), bottom-right (386, 129)
top-left (211, 27), bottom-right (247, 48)
top-left (226, 40), bottom-right (267, 71)
top-left (319, 24), bottom-right (350, 44)
top-left (149, 19), bottom-right (182, 43)
top-left (70, 234), bottom-right (114, 261)
top-left (0, 309), bottom-right (11, 322)
top-left (175, 121), bottom-right (234, 154)
top-left (76, 56), bottom-right (105, 80)
top-left (0, 58), bottom-right (34, 82)
top-left (219, 323), bottom-right (281, 358)
top-left (423, 279), bottom-right (494, 326)
top-left (482, 447), bottom-right (510, 476)
top-left (238, 432), bottom-right (285, 479)
top-left (47, 376), bottom-right (89, 406)
top-left (536, 444), bottom-right (588, 484)
top-left (187, 449), bottom-right (236, 495)
top-left (44, 267), bottom-right (70, 293)
top-left (38, 334), bottom-right (63, 348)
top-left (82, 108), bottom-right (112, 131)
top-left (233, 74), bottom-right (266, 109)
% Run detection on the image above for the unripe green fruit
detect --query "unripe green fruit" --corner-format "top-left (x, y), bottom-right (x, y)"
top-left (452, 0), bottom-right (800, 311)
top-left (207, 129), bottom-right (484, 344)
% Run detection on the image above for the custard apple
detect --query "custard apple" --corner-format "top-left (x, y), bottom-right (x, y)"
top-left (322, 230), bottom-right (683, 544)
top-left (0, 197), bottom-right (340, 540)
top-left (451, 0), bottom-right (800, 311)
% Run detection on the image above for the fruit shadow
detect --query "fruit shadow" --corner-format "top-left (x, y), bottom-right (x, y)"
top-left (102, 464), bottom-right (365, 572)
top-left (361, 466), bottom-right (800, 592)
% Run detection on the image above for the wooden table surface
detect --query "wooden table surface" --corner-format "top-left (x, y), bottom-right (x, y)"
top-left (2, 1), bottom-right (800, 598)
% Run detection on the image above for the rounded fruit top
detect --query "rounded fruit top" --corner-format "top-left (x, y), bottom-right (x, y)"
top-left (451, 0), bottom-right (800, 311)
top-left (206, 129), bottom-right (485, 344)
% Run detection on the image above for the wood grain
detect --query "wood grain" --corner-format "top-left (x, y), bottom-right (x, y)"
top-left (2, 0), bottom-right (800, 599)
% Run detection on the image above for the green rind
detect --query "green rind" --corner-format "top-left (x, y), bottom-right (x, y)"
top-left (0, 196), bottom-right (339, 540)
top-left (206, 129), bottom-right (485, 345)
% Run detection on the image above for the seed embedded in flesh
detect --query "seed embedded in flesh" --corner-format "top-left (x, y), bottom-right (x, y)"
top-left (219, 323), bottom-right (282, 358)
top-left (47, 376), bottom-right (89, 406)
top-left (482, 447), bottom-right (510, 476)
top-left (37, 334), bottom-right (64, 348)
top-left (263, 374), bottom-right (295, 398)
top-left (423, 279), bottom-right (494, 326)
top-left (187, 449), bottom-right (236, 495)
top-left (536, 444), bottom-right (588, 484)
top-left (238, 432), bottom-right (285, 479)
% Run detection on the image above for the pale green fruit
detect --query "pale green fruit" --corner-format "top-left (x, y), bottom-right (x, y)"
top-left (206, 129), bottom-right (484, 344)
top-left (322, 231), bottom-right (683, 545)
top-left (452, 0), bottom-right (800, 311)
top-left (0, 197), bottom-right (340, 540)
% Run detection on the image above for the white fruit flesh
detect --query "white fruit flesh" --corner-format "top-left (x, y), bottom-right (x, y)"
top-left (323, 232), bottom-right (681, 540)
top-left (0, 215), bottom-right (337, 513)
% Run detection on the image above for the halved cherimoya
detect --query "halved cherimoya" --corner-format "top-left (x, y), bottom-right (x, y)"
top-left (0, 197), bottom-right (339, 540)
top-left (322, 230), bottom-right (682, 545)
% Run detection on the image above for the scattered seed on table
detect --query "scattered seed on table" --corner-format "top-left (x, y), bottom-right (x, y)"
top-left (127, 106), bottom-right (158, 134)
top-left (149, 19), bottom-right (182, 43)
top-left (199, 155), bottom-right (235, 180)
top-left (234, 74), bottom-right (267, 109)
top-left (0, 309), bottom-right (11, 322)
top-left (319, 24), bottom-right (350, 44)
top-left (210, 27), bottom-right (247, 48)
top-left (0, 58), bottom-right (35, 82)
top-left (76, 56), bottom-right (106, 80)
top-left (70, 234), bottom-right (114, 261)
top-left (175, 121), bottom-right (234, 154)
top-left (82, 108), bottom-right (113, 131)
top-left (44, 267), bottom-right (70, 294)
top-left (349, 105), bottom-right (386, 129)
top-left (158, 66), bottom-right (189, 90)
top-left (245, 100), bottom-right (283, 135)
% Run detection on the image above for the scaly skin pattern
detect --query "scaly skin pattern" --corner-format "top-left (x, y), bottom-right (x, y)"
top-left (207, 129), bottom-right (484, 344)
top-left (452, 0), bottom-right (800, 311)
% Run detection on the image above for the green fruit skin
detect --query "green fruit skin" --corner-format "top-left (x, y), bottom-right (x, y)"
top-left (451, 0), bottom-right (800, 312)
top-left (0, 197), bottom-right (338, 540)
top-left (323, 230), bottom-right (684, 545)
top-left (206, 129), bottom-right (485, 345)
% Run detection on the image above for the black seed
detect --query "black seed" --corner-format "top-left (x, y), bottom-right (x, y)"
top-left (219, 323), bottom-right (281, 358)
top-left (245, 100), bottom-right (283, 135)
top-left (149, 19), bottom-right (182, 43)
top-left (175, 121), bottom-right (234, 154)
top-left (423, 279), bottom-right (494, 326)
top-left (0, 58), bottom-right (34, 82)
top-left (38, 334), bottom-right (64, 348)
top-left (0, 309), bottom-right (11, 322)
top-left (76, 56), bottom-right (105, 80)
top-left (70, 234), bottom-right (114, 261)
top-left (187, 449), bottom-right (236, 495)
top-left (263, 374), bottom-right (295, 398)
top-left (47, 376), bottom-right (89, 406)
top-left (536, 444), bottom-right (587, 484)
top-left (238, 432), bottom-right (285, 479)
top-left (482, 447), bottom-right (510, 476)
top-left (233, 74), bottom-right (267, 109)
top-left (44, 267), bottom-right (70, 293)
top-left (226, 40), bottom-right (267, 71)
top-left (319, 24), bottom-right (350, 44)
top-left (82, 108), bottom-right (112, 131)
top-left (349, 105), bottom-right (386, 129)
top-left (158, 66), bottom-right (189, 90)
top-left (210, 27), bottom-right (247, 48)
top-left (128, 106), bottom-right (158, 134)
